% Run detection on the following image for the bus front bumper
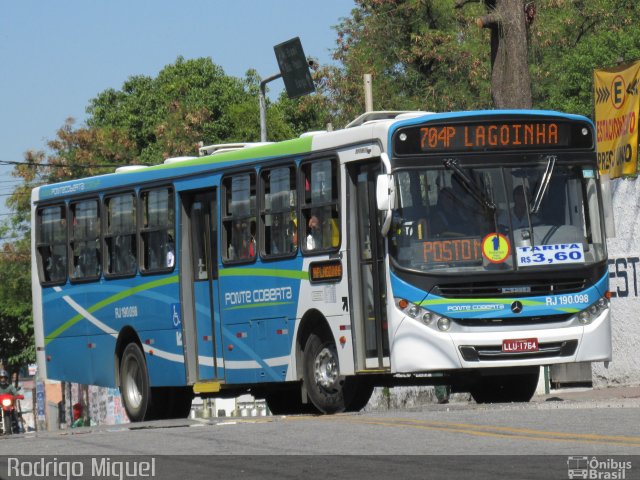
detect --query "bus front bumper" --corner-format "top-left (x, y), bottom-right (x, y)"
top-left (389, 308), bottom-right (611, 373)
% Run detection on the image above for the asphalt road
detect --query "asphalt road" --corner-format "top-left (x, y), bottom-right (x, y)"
top-left (1, 388), bottom-right (639, 479)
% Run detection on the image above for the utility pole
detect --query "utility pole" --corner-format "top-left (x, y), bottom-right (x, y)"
top-left (259, 73), bottom-right (283, 142)
top-left (364, 74), bottom-right (373, 112)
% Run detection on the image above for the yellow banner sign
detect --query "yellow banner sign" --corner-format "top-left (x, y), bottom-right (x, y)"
top-left (594, 60), bottom-right (640, 178)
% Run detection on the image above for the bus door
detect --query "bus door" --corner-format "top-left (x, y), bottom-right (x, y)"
top-left (347, 161), bottom-right (390, 370)
top-left (180, 189), bottom-right (224, 382)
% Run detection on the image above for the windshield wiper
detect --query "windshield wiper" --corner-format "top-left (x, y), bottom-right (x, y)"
top-left (530, 155), bottom-right (556, 214)
top-left (443, 158), bottom-right (496, 212)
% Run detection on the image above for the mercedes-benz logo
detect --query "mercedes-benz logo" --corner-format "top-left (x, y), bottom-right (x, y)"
top-left (511, 301), bottom-right (523, 314)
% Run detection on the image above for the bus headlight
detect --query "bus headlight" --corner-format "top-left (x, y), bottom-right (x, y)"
top-left (394, 298), bottom-right (448, 328)
top-left (437, 317), bottom-right (451, 331)
top-left (577, 296), bottom-right (609, 325)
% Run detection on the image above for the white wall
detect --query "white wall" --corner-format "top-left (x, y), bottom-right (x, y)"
top-left (593, 177), bottom-right (640, 386)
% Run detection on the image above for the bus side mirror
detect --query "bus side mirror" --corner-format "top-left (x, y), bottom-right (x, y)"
top-left (599, 173), bottom-right (616, 238)
top-left (376, 174), bottom-right (395, 236)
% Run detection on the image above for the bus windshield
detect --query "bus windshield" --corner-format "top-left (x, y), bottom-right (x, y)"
top-left (389, 161), bottom-right (606, 273)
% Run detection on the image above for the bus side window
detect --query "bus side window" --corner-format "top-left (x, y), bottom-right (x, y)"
top-left (36, 204), bottom-right (68, 285)
top-left (300, 158), bottom-right (340, 254)
top-left (140, 187), bottom-right (175, 273)
top-left (70, 199), bottom-right (101, 281)
top-left (222, 172), bottom-right (257, 263)
top-left (105, 193), bottom-right (137, 277)
top-left (261, 165), bottom-right (297, 258)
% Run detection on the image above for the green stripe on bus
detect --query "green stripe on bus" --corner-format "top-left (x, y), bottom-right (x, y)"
top-left (44, 275), bottom-right (179, 344)
top-left (118, 137), bottom-right (313, 173)
top-left (419, 298), bottom-right (546, 307)
top-left (219, 268), bottom-right (309, 280)
top-left (419, 298), bottom-right (580, 314)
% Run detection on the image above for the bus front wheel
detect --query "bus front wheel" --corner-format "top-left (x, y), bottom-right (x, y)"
top-left (469, 367), bottom-right (540, 404)
top-left (120, 343), bottom-right (153, 422)
top-left (303, 334), bottom-right (346, 413)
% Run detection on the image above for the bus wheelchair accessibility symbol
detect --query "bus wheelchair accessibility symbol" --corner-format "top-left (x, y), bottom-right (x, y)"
top-left (171, 303), bottom-right (181, 328)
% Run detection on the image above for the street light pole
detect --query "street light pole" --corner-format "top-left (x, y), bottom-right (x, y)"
top-left (259, 72), bottom-right (283, 142)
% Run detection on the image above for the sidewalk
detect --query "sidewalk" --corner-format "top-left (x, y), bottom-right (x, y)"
top-left (535, 384), bottom-right (640, 404)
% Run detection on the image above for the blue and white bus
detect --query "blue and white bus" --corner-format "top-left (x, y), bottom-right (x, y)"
top-left (31, 110), bottom-right (611, 420)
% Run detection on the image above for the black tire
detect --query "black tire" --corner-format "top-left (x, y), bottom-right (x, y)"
top-left (149, 387), bottom-right (193, 420)
top-left (303, 333), bottom-right (347, 414)
top-left (470, 368), bottom-right (540, 404)
top-left (265, 385), bottom-right (320, 415)
top-left (120, 343), bottom-right (154, 422)
top-left (2, 411), bottom-right (12, 435)
top-left (344, 378), bottom-right (374, 412)
top-left (168, 387), bottom-right (194, 419)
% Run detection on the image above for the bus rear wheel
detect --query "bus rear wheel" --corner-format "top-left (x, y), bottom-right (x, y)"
top-left (120, 343), bottom-right (154, 422)
top-left (469, 367), bottom-right (540, 404)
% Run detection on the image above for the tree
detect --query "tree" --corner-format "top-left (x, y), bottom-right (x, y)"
top-left (1, 56), bottom-right (331, 367)
top-left (86, 56), bottom-right (254, 165)
top-left (328, 0), bottom-right (640, 120)
top-left (0, 238), bottom-right (33, 368)
top-left (455, 0), bottom-right (534, 108)
top-left (530, 0), bottom-right (640, 116)
top-left (328, 0), bottom-right (492, 127)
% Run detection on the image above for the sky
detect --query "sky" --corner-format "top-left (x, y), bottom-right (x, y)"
top-left (0, 0), bottom-right (356, 214)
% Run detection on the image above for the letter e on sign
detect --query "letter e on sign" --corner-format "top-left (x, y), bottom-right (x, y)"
top-left (612, 75), bottom-right (626, 110)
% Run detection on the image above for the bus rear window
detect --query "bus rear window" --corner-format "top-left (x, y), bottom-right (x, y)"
top-left (36, 205), bottom-right (68, 285)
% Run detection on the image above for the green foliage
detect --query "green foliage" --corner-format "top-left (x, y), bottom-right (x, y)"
top-left (0, 239), bottom-right (34, 367)
top-left (328, 0), bottom-right (640, 123)
top-left (327, 0), bottom-right (492, 127)
top-left (531, 0), bottom-right (640, 116)
top-left (87, 56), bottom-right (253, 164)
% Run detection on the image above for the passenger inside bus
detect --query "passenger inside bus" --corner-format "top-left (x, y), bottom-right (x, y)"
top-left (43, 246), bottom-right (66, 282)
top-left (165, 235), bottom-right (175, 268)
top-left (232, 220), bottom-right (256, 259)
top-left (289, 219), bottom-right (298, 250)
top-left (498, 185), bottom-right (540, 231)
top-left (431, 187), bottom-right (457, 236)
top-left (431, 184), bottom-right (481, 237)
top-left (306, 214), bottom-right (322, 250)
top-left (511, 185), bottom-right (540, 230)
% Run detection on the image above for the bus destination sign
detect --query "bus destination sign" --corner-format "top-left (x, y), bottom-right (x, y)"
top-left (412, 238), bottom-right (483, 266)
top-left (394, 120), bottom-right (593, 155)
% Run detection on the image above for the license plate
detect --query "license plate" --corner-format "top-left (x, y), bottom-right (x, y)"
top-left (502, 338), bottom-right (539, 353)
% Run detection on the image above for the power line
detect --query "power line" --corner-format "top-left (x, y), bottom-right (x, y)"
top-left (0, 159), bottom-right (151, 169)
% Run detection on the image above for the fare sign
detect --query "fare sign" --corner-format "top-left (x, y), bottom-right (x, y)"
top-left (502, 338), bottom-right (539, 353)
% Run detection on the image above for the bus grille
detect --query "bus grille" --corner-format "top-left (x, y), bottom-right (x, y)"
top-left (459, 340), bottom-right (578, 362)
top-left (433, 279), bottom-right (587, 298)
top-left (453, 314), bottom-right (573, 327)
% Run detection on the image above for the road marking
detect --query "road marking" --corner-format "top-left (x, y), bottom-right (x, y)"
top-left (287, 415), bottom-right (640, 448)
